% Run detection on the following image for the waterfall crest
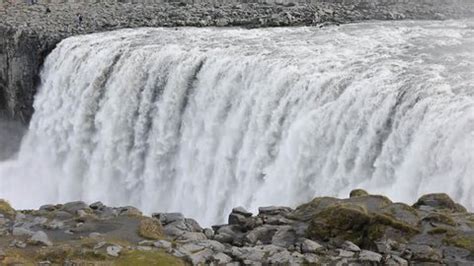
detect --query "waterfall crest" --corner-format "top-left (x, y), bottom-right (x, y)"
top-left (1, 21), bottom-right (473, 225)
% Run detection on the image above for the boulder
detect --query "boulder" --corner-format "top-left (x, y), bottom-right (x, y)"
top-left (413, 193), bottom-right (466, 212)
top-left (12, 226), bottom-right (34, 237)
top-left (211, 252), bottom-right (232, 264)
top-left (258, 206), bottom-right (293, 216)
top-left (138, 217), bottom-right (164, 240)
top-left (89, 201), bottom-right (105, 210)
top-left (271, 226), bottom-right (296, 247)
top-left (106, 245), bottom-right (122, 257)
top-left (152, 212), bottom-right (185, 225)
top-left (244, 225), bottom-right (278, 245)
top-left (341, 241), bottom-right (361, 252)
top-left (300, 239), bottom-right (324, 253)
top-left (29, 231), bottom-right (52, 246)
top-left (232, 206), bottom-right (253, 217)
top-left (358, 249), bottom-right (382, 263)
top-left (61, 201), bottom-right (88, 214)
top-left (402, 244), bottom-right (443, 262)
top-left (349, 189), bottom-right (369, 198)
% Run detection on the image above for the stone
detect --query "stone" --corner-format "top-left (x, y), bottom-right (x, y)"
top-left (304, 253), bottom-right (320, 263)
top-left (232, 206), bottom-right (253, 217)
top-left (402, 244), bottom-right (442, 262)
top-left (184, 218), bottom-right (203, 232)
top-left (358, 249), bottom-right (382, 263)
top-left (188, 248), bottom-right (213, 265)
top-left (39, 204), bottom-right (56, 211)
top-left (12, 226), bottom-right (34, 237)
top-left (30, 231), bottom-right (52, 246)
top-left (137, 246), bottom-right (152, 251)
top-left (337, 249), bottom-right (355, 258)
top-left (203, 228), bottom-right (214, 239)
top-left (61, 201), bottom-right (88, 214)
top-left (176, 232), bottom-right (207, 241)
top-left (152, 212), bottom-right (185, 225)
top-left (106, 245), bottom-right (122, 257)
top-left (268, 249), bottom-right (304, 264)
top-left (349, 189), bottom-right (369, 198)
top-left (258, 206), bottom-right (293, 216)
top-left (214, 225), bottom-right (243, 244)
top-left (386, 254), bottom-right (408, 266)
top-left (94, 241), bottom-right (107, 250)
top-left (211, 252), bottom-right (232, 264)
top-left (89, 232), bottom-right (102, 238)
top-left (341, 240), bottom-right (361, 252)
top-left (154, 240), bottom-right (172, 249)
top-left (228, 213), bottom-right (248, 225)
top-left (44, 220), bottom-right (65, 230)
top-left (301, 238), bottom-right (324, 253)
top-left (89, 201), bottom-right (105, 210)
top-left (271, 225), bottom-right (296, 247)
top-left (413, 193), bottom-right (466, 212)
top-left (244, 225), bottom-right (278, 245)
top-left (118, 206), bottom-right (142, 216)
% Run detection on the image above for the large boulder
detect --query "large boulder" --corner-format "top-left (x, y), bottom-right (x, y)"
top-left (413, 193), bottom-right (466, 212)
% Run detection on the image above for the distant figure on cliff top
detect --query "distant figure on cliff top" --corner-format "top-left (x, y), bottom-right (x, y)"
top-left (76, 13), bottom-right (83, 27)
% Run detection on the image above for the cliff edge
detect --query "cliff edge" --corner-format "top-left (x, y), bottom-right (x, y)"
top-left (1, 0), bottom-right (473, 123)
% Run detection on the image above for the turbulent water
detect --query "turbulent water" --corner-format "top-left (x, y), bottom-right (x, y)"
top-left (1, 20), bottom-right (473, 225)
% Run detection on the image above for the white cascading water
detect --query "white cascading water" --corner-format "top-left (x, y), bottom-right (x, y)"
top-left (0, 20), bottom-right (473, 225)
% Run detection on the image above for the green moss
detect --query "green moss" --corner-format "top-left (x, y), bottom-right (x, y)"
top-left (116, 250), bottom-right (185, 266)
top-left (138, 217), bottom-right (164, 240)
top-left (443, 235), bottom-right (474, 252)
top-left (306, 203), bottom-right (371, 244)
top-left (307, 203), bottom-right (419, 247)
top-left (421, 213), bottom-right (456, 226)
top-left (0, 199), bottom-right (16, 218)
top-left (349, 189), bottom-right (369, 198)
top-left (428, 227), bottom-right (449, 235)
top-left (413, 193), bottom-right (466, 212)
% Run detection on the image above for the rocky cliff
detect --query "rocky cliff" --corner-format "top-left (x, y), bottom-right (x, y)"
top-left (0, 190), bottom-right (473, 264)
top-left (0, 0), bottom-right (473, 123)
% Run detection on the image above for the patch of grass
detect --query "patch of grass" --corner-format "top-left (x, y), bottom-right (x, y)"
top-left (138, 217), bottom-right (164, 240)
top-left (0, 199), bottom-right (16, 218)
top-left (421, 213), bottom-right (456, 226)
top-left (428, 227), bottom-right (449, 235)
top-left (443, 235), bottom-right (474, 252)
top-left (116, 250), bottom-right (185, 266)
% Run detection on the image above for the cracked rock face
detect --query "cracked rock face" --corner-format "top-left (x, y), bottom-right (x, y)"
top-left (1, 1), bottom-right (473, 123)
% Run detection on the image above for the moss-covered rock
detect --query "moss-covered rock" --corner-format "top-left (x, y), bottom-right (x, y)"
top-left (291, 197), bottom-right (341, 221)
top-left (138, 217), bottom-right (165, 240)
top-left (306, 202), bottom-right (419, 247)
top-left (306, 203), bottom-right (371, 244)
top-left (421, 213), bottom-right (456, 226)
top-left (349, 189), bottom-right (369, 198)
top-left (0, 199), bottom-right (16, 218)
top-left (443, 234), bottom-right (474, 252)
top-left (413, 193), bottom-right (466, 212)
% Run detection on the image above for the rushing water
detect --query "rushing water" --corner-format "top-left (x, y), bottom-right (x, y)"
top-left (0, 20), bottom-right (473, 225)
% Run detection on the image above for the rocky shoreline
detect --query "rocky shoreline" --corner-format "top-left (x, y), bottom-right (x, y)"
top-left (1, 1), bottom-right (474, 123)
top-left (0, 189), bottom-right (473, 265)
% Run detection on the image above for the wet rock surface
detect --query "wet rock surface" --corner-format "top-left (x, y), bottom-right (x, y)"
top-left (1, 1), bottom-right (474, 123)
top-left (0, 189), bottom-right (473, 264)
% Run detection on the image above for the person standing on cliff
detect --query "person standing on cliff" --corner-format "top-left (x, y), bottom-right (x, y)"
top-left (76, 13), bottom-right (83, 28)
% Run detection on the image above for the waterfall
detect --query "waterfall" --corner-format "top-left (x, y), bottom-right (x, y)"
top-left (1, 20), bottom-right (473, 225)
